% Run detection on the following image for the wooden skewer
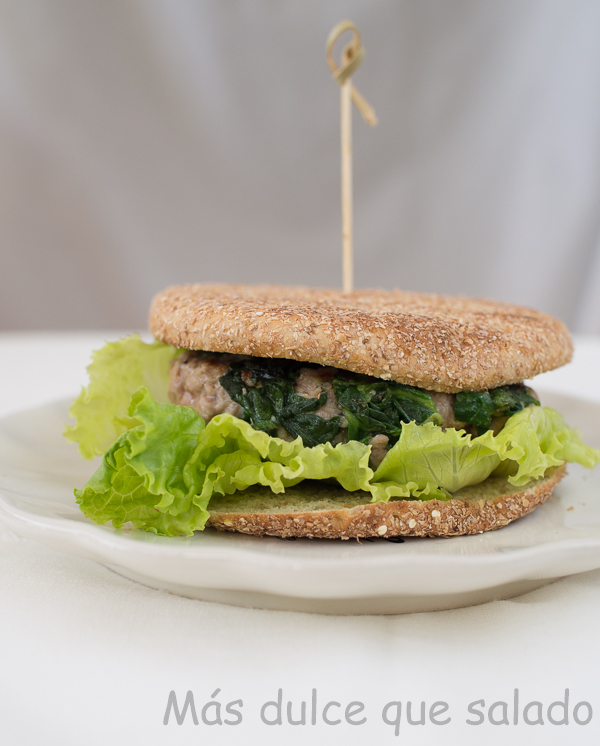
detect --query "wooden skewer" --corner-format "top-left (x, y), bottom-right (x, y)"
top-left (341, 74), bottom-right (353, 294)
top-left (326, 20), bottom-right (377, 295)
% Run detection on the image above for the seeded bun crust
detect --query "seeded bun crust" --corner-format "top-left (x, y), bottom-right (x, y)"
top-left (149, 284), bottom-right (572, 393)
top-left (207, 465), bottom-right (565, 539)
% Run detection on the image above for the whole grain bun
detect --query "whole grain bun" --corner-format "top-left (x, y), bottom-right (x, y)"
top-left (149, 284), bottom-right (572, 392)
top-left (207, 465), bottom-right (565, 539)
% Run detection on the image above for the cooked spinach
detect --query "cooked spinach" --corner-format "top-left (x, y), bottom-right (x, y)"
top-left (332, 378), bottom-right (442, 443)
top-left (490, 385), bottom-right (539, 416)
top-left (218, 355), bottom-right (539, 447)
top-left (452, 391), bottom-right (495, 433)
top-left (219, 359), bottom-right (341, 447)
top-left (454, 384), bottom-right (539, 434)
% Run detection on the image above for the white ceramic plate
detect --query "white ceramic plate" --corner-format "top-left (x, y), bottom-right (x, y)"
top-left (1, 394), bottom-right (599, 615)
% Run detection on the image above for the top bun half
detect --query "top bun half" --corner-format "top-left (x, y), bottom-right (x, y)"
top-left (149, 284), bottom-right (572, 393)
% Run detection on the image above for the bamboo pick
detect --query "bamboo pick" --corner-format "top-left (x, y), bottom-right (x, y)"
top-left (341, 74), bottom-right (353, 295)
top-left (326, 20), bottom-right (377, 294)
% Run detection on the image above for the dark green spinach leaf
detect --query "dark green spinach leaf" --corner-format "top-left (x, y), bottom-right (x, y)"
top-left (455, 384), bottom-right (539, 434)
top-left (453, 391), bottom-right (496, 433)
top-left (490, 385), bottom-right (539, 417)
top-left (332, 378), bottom-right (442, 443)
top-left (219, 360), bottom-right (341, 447)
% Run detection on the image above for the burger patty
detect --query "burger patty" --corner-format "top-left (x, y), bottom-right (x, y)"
top-left (169, 352), bottom-right (540, 466)
top-left (168, 352), bottom-right (246, 422)
top-left (169, 353), bottom-right (462, 427)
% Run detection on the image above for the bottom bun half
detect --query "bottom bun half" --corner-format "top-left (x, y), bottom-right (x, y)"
top-left (207, 465), bottom-right (566, 539)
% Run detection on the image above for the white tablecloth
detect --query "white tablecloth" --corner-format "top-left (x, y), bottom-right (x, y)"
top-left (2, 332), bottom-right (600, 746)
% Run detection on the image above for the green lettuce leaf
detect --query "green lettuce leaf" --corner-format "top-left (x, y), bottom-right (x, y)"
top-left (490, 404), bottom-right (599, 485)
top-left (369, 405), bottom-right (600, 502)
top-left (75, 388), bottom-right (207, 534)
top-left (64, 335), bottom-right (179, 459)
top-left (75, 386), bottom-right (600, 536)
top-left (76, 388), bottom-right (373, 536)
top-left (368, 421), bottom-right (502, 501)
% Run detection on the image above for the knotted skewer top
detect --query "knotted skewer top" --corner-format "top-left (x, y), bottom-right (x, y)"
top-left (326, 20), bottom-right (378, 126)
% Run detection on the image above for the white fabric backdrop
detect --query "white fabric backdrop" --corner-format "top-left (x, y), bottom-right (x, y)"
top-left (2, 0), bottom-right (600, 331)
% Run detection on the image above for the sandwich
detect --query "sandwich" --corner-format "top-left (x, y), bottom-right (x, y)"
top-left (65, 284), bottom-right (600, 539)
